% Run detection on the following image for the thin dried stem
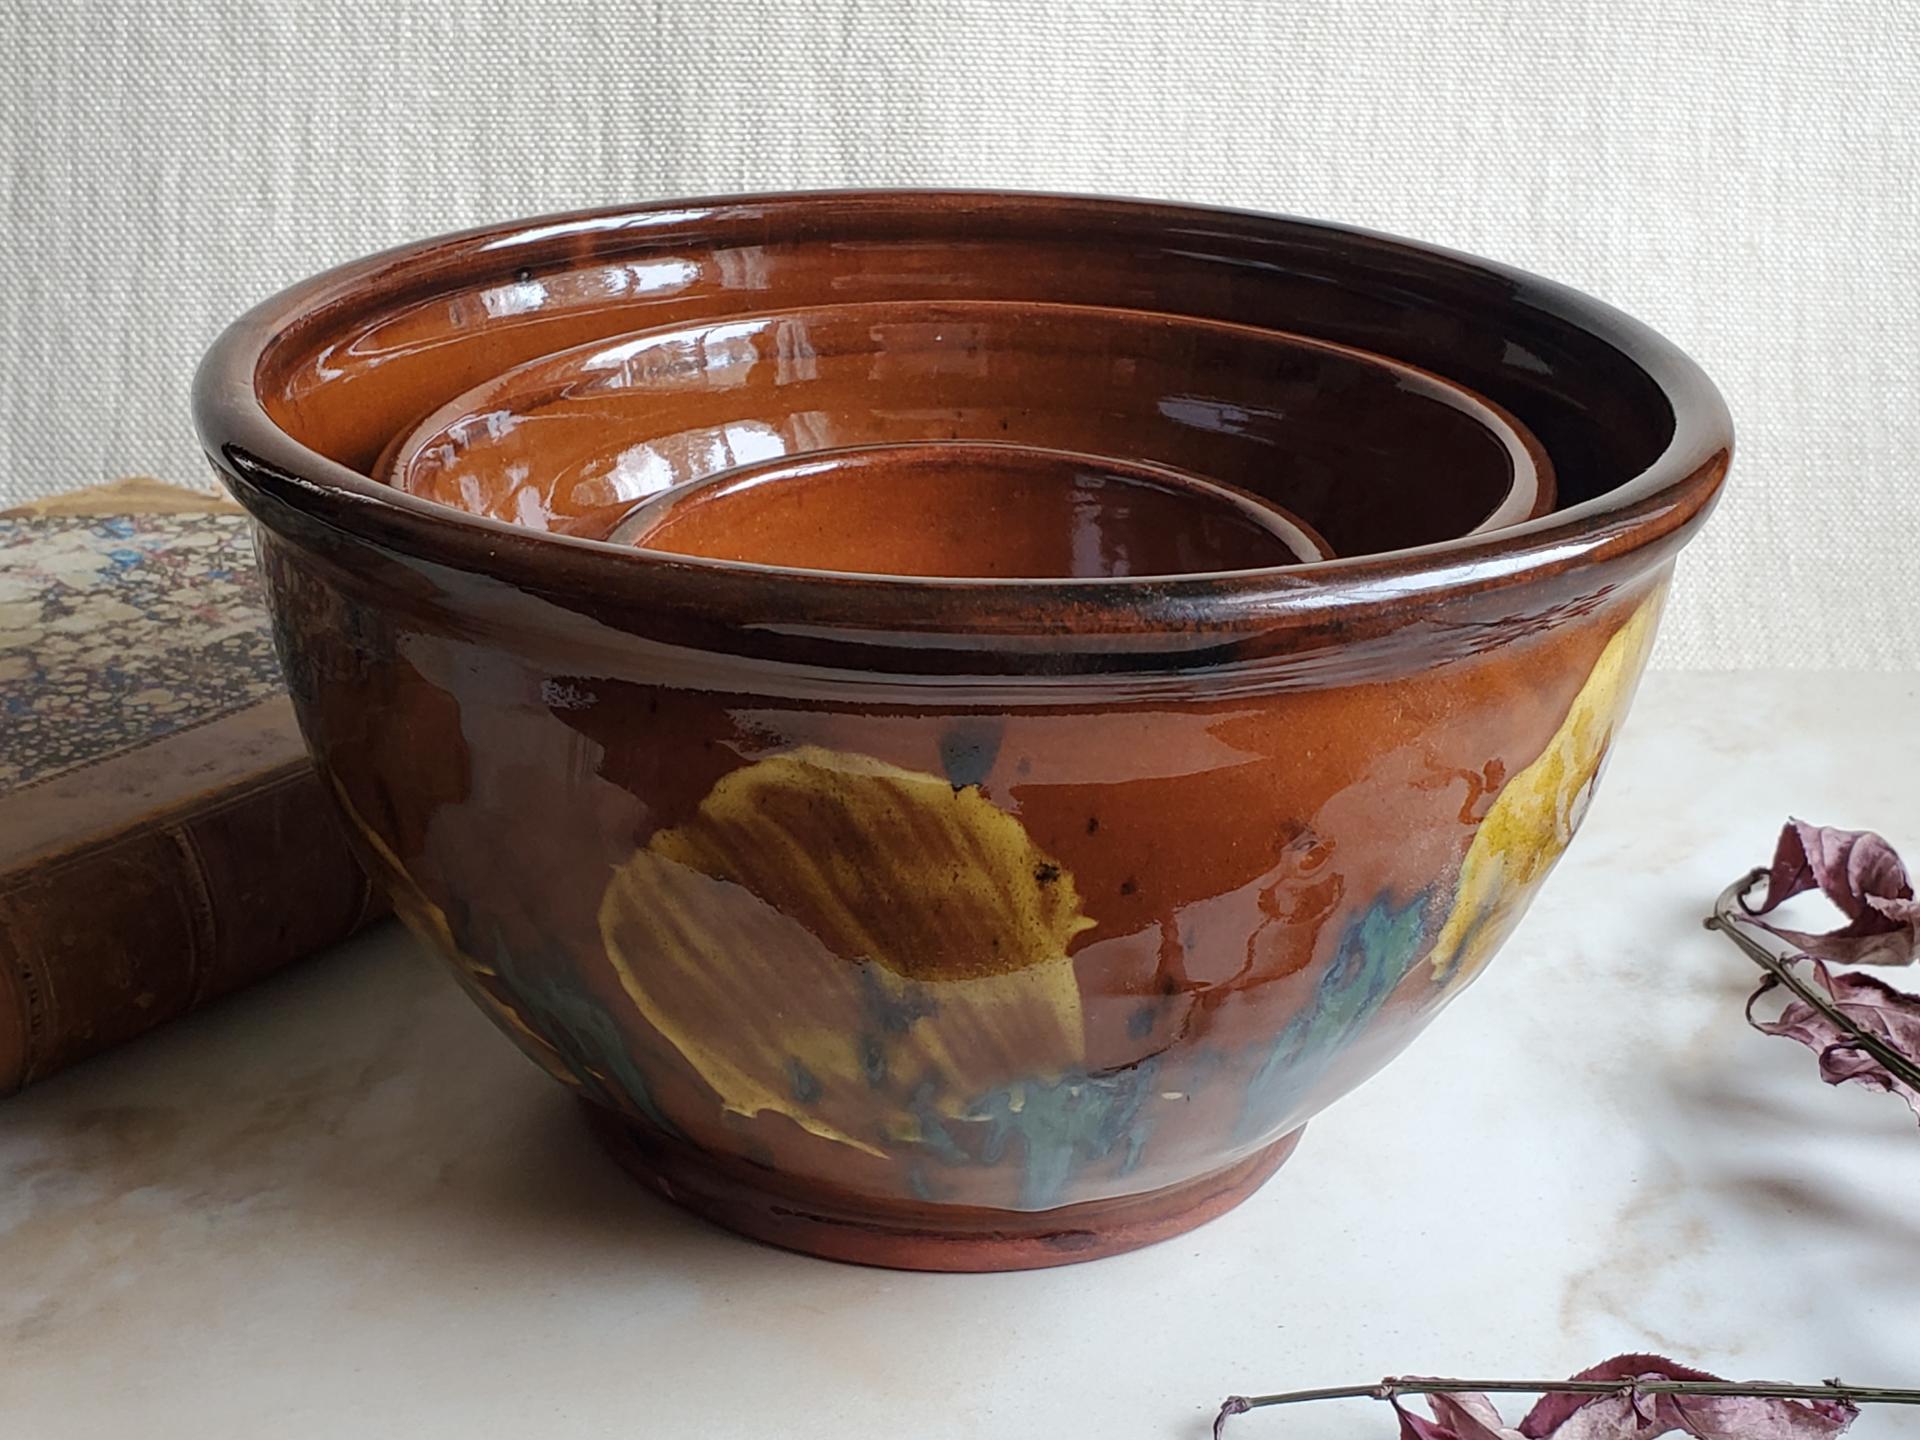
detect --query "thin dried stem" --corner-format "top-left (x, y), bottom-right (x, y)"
top-left (1216, 1374), bottom-right (1920, 1435)
top-left (1705, 868), bottom-right (1920, 1094)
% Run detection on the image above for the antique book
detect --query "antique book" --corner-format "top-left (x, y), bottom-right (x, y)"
top-left (0, 478), bottom-right (380, 1094)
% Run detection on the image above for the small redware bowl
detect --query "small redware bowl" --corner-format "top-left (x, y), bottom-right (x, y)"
top-left (607, 442), bottom-right (1333, 577)
top-left (381, 299), bottom-right (1552, 555)
top-left (194, 192), bottom-right (1731, 1271)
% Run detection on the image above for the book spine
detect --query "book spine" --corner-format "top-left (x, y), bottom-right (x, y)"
top-left (0, 769), bottom-right (381, 1094)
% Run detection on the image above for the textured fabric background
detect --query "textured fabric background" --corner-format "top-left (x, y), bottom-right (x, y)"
top-left (2, 1), bottom-right (1913, 667)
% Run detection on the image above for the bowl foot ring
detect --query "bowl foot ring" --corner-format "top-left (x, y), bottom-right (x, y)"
top-left (583, 1102), bottom-right (1304, 1272)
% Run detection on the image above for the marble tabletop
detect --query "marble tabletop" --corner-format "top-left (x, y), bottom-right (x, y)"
top-left (4, 671), bottom-right (1918, 1438)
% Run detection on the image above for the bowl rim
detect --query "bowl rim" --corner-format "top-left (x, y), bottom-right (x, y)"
top-left (193, 188), bottom-right (1733, 646)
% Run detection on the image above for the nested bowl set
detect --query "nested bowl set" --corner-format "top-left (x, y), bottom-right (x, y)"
top-left (195, 193), bottom-right (1730, 1270)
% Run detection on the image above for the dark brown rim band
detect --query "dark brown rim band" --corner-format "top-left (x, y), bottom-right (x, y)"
top-left (194, 190), bottom-right (1731, 653)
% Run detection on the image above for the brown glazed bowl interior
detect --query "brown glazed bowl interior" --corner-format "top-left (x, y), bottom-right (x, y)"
top-left (195, 193), bottom-right (1731, 1272)
top-left (608, 442), bottom-right (1334, 578)
top-left (382, 299), bottom-right (1552, 557)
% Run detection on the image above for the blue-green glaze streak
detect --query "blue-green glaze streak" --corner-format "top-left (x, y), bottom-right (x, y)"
top-left (970, 1060), bottom-right (1162, 1210)
top-left (483, 931), bottom-right (674, 1132)
top-left (1238, 890), bottom-right (1430, 1139)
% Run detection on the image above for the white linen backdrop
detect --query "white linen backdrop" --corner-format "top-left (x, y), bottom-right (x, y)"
top-left (2, 0), bottom-right (1913, 667)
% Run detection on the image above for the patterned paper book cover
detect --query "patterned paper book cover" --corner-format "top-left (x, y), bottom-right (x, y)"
top-left (0, 479), bottom-right (381, 1095)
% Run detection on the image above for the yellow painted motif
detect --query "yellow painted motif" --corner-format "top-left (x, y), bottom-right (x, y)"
top-left (598, 746), bottom-right (1094, 1155)
top-left (1427, 591), bottom-right (1663, 984)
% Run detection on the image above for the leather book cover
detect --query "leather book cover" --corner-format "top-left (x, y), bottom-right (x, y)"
top-left (0, 478), bottom-right (382, 1094)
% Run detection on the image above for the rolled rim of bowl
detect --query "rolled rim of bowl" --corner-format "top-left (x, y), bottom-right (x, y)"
top-left (193, 189), bottom-right (1733, 654)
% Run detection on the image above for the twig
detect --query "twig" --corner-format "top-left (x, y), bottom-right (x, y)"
top-left (1705, 868), bottom-right (1920, 1094)
top-left (1215, 1374), bottom-right (1920, 1436)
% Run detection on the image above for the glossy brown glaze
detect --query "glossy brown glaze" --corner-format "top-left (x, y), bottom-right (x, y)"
top-left (610, 443), bottom-right (1332, 578)
top-left (194, 192), bottom-right (1732, 1270)
top-left (381, 301), bottom-right (1552, 556)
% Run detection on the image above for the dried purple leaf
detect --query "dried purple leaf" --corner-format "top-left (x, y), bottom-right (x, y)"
top-left (1743, 820), bottom-right (1920, 966)
top-left (1373, 1358), bottom-right (1859, 1440)
top-left (1396, 1391), bottom-right (1521, 1439)
top-left (1519, 1356), bottom-right (1856, 1438)
top-left (1749, 961), bottom-right (1920, 1122)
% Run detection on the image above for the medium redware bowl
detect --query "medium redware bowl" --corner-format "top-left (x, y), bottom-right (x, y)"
top-left (380, 299), bottom-right (1552, 553)
top-left (194, 192), bottom-right (1731, 1271)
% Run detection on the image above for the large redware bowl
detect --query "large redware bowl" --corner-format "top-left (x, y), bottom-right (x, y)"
top-left (194, 192), bottom-right (1731, 1271)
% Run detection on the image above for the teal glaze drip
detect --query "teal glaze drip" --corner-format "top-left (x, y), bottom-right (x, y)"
top-left (1238, 890), bottom-right (1431, 1139)
top-left (748, 934), bottom-right (1165, 1208)
top-left (970, 1059), bottom-right (1162, 1210)
top-left (483, 931), bottom-right (675, 1133)
top-left (906, 1082), bottom-right (971, 1165)
top-left (937, 717), bottom-right (1005, 791)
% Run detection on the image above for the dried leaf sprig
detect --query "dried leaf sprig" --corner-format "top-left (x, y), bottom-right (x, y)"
top-left (1706, 820), bottom-right (1920, 1118)
top-left (1740, 820), bottom-right (1920, 967)
top-left (1215, 1355), bottom-right (1920, 1437)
